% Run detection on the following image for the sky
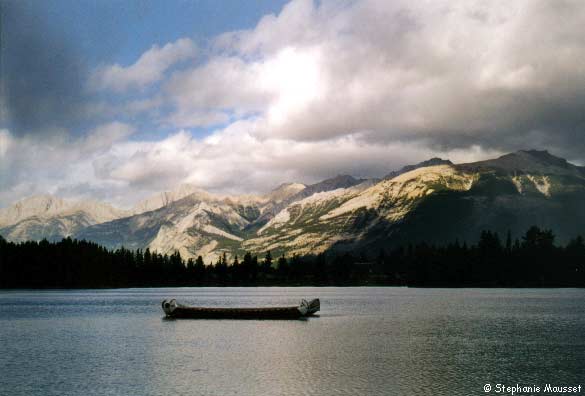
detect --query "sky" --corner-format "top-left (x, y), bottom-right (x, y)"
top-left (1, 0), bottom-right (585, 208)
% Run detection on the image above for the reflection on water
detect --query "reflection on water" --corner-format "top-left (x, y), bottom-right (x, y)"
top-left (0, 288), bottom-right (584, 396)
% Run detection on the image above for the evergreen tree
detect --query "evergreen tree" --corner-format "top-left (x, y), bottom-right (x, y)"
top-left (251, 255), bottom-right (259, 281)
top-left (505, 230), bottom-right (512, 253)
top-left (277, 254), bottom-right (288, 279)
top-left (1, 226), bottom-right (585, 288)
top-left (263, 251), bottom-right (273, 270)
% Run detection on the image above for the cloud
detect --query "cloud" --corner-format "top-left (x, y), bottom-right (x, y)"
top-left (161, 45), bottom-right (328, 128)
top-left (82, 122), bottom-right (136, 153)
top-left (0, 122), bottom-right (136, 207)
top-left (164, 111), bottom-right (230, 129)
top-left (90, 38), bottom-right (197, 92)
top-left (95, 131), bottom-right (194, 190)
top-left (3, 0), bottom-right (585, 208)
top-left (0, 129), bottom-right (11, 157)
top-left (0, 120), bottom-right (503, 209)
top-left (159, 0), bottom-right (585, 159)
top-left (87, 122), bottom-right (503, 203)
top-left (0, 1), bottom-right (88, 135)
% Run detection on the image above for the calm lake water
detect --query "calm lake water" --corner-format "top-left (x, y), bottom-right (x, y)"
top-left (0, 288), bottom-right (584, 396)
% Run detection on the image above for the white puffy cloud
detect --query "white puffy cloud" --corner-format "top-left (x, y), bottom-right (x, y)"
top-left (90, 38), bottom-right (197, 92)
top-left (0, 123), bottom-right (136, 206)
top-left (87, 122), bottom-right (503, 204)
top-left (160, 0), bottom-right (585, 157)
top-left (0, 122), bottom-right (504, 208)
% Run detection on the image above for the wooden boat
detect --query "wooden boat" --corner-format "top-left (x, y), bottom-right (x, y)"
top-left (162, 298), bottom-right (320, 319)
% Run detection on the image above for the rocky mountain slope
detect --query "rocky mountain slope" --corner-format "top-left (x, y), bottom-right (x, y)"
top-left (74, 175), bottom-right (369, 263)
top-left (0, 195), bottom-right (128, 242)
top-left (246, 150), bottom-right (585, 256)
top-left (384, 157), bottom-right (453, 179)
top-left (76, 190), bottom-right (257, 263)
top-left (244, 164), bottom-right (475, 256)
top-left (2, 150), bottom-right (584, 263)
top-left (131, 184), bottom-right (209, 215)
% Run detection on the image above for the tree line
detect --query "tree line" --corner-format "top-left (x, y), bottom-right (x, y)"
top-left (1, 226), bottom-right (584, 288)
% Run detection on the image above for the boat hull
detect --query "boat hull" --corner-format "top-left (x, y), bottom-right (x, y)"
top-left (168, 306), bottom-right (305, 319)
top-left (162, 298), bottom-right (320, 320)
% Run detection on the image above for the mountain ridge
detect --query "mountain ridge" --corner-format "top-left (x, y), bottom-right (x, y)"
top-left (0, 195), bottom-right (128, 242)
top-left (2, 150), bottom-right (584, 262)
top-left (384, 157), bottom-right (453, 179)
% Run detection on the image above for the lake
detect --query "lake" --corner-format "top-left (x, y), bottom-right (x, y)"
top-left (0, 288), bottom-right (584, 396)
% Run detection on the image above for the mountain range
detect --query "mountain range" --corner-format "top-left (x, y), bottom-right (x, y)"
top-left (2, 150), bottom-right (584, 263)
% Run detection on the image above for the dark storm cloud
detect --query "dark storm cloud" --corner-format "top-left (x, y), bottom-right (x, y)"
top-left (0, 1), bottom-right (87, 135)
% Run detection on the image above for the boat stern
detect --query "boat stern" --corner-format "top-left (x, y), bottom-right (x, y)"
top-left (299, 298), bottom-right (320, 316)
top-left (162, 299), bottom-right (179, 316)
top-left (307, 298), bottom-right (320, 315)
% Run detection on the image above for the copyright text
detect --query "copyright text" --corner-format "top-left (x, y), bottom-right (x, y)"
top-left (484, 383), bottom-right (582, 395)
